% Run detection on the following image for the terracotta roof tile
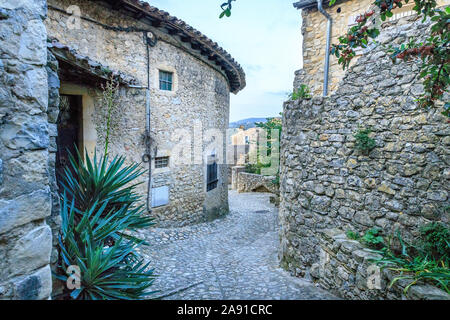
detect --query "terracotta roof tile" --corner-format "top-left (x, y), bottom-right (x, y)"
top-left (48, 39), bottom-right (140, 86)
top-left (115, 0), bottom-right (246, 93)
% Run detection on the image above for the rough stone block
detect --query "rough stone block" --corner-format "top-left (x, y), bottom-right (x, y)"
top-left (0, 189), bottom-right (51, 235)
top-left (354, 212), bottom-right (374, 227)
top-left (426, 190), bottom-right (448, 202)
top-left (352, 250), bottom-right (369, 264)
top-left (18, 18), bottom-right (47, 65)
top-left (407, 284), bottom-right (450, 300)
top-left (385, 199), bottom-right (403, 212)
top-left (339, 240), bottom-right (360, 255)
top-left (13, 264), bottom-right (52, 300)
top-left (0, 0), bottom-right (47, 17)
top-left (378, 183), bottom-right (396, 195)
top-left (9, 225), bottom-right (52, 277)
top-left (11, 67), bottom-right (48, 111)
top-left (1, 117), bottom-right (49, 150)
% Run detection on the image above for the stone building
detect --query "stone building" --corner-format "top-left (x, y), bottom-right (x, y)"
top-left (229, 127), bottom-right (261, 165)
top-left (279, 0), bottom-right (449, 299)
top-left (0, 0), bottom-right (245, 299)
top-left (293, 0), bottom-right (449, 96)
top-left (45, 0), bottom-right (245, 229)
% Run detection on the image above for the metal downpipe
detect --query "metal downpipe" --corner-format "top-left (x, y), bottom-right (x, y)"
top-left (144, 32), bottom-right (153, 213)
top-left (317, 0), bottom-right (332, 97)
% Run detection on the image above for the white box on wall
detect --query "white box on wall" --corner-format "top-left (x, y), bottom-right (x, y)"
top-left (151, 186), bottom-right (169, 208)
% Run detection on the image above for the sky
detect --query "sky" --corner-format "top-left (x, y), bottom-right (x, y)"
top-left (149, 0), bottom-right (303, 122)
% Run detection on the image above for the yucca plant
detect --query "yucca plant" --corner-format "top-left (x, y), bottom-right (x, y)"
top-left (60, 148), bottom-right (153, 244)
top-left (55, 149), bottom-right (156, 300)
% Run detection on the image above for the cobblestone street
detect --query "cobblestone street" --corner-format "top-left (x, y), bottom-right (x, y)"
top-left (138, 191), bottom-right (337, 300)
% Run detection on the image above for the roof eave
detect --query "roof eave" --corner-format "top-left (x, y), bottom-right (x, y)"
top-left (110, 0), bottom-right (246, 93)
top-left (293, 0), bottom-right (346, 10)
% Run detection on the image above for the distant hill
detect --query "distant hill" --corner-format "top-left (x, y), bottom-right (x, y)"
top-left (229, 118), bottom-right (268, 129)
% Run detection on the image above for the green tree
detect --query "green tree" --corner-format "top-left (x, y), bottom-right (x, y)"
top-left (245, 115), bottom-right (282, 178)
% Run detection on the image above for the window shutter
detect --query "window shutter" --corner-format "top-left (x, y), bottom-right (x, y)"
top-left (206, 155), bottom-right (219, 192)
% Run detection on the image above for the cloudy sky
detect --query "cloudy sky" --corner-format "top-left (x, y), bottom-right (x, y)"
top-left (149, 0), bottom-right (303, 122)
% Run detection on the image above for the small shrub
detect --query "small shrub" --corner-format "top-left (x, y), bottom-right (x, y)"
top-left (354, 127), bottom-right (376, 154)
top-left (289, 84), bottom-right (311, 100)
top-left (361, 227), bottom-right (385, 249)
top-left (245, 161), bottom-right (272, 175)
top-left (346, 230), bottom-right (360, 241)
top-left (245, 163), bottom-right (260, 174)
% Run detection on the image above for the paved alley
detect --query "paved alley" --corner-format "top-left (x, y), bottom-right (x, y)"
top-left (139, 191), bottom-right (337, 300)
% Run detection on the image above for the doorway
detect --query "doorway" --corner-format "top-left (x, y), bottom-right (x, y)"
top-left (56, 95), bottom-right (83, 190)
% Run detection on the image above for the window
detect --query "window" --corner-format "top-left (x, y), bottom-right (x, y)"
top-left (159, 70), bottom-right (173, 91)
top-left (151, 186), bottom-right (169, 208)
top-left (206, 155), bottom-right (218, 192)
top-left (155, 156), bottom-right (169, 168)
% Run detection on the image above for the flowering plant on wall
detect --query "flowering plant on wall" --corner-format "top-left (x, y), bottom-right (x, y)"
top-left (329, 0), bottom-right (449, 116)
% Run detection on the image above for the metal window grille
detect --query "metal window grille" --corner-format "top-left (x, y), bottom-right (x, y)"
top-left (159, 71), bottom-right (173, 91)
top-left (155, 156), bottom-right (169, 168)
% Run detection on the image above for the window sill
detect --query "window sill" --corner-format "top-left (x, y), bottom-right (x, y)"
top-left (155, 89), bottom-right (177, 96)
top-left (152, 203), bottom-right (170, 209)
top-left (153, 167), bottom-right (171, 174)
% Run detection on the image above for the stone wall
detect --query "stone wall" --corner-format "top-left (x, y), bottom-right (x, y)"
top-left (310, 229), bottom-right (449, 300)
top-left (295, 0), bottom-right (373, 95)
top-left (236, 172), bottom-right (278, 194)
top-left (0, 0), bottom-right (53, 299)
top-left (280, 16), bottom-right (449, 299)
top-left (45, 0), bottom-right (232, 227)
top-left (231, 166), bottom-right (246, 190)
top-left (45, 49), bottom-right (61, 296)
top-left (294, 0), bottom-right (448, 95)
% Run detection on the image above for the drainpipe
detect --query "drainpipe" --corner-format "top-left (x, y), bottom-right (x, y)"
top-left (143, 32), bottom-right (157, 213)
top-left (317, 0), bottom-right (332, 97)
top-left (145, 87), bottom-right (152, 213)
